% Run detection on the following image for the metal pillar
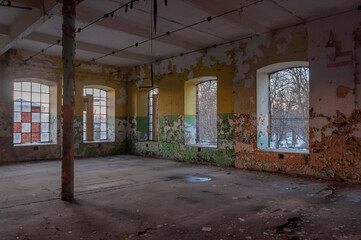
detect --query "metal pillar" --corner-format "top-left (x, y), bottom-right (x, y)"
top-left (61, 0), bottom-right (76, 201)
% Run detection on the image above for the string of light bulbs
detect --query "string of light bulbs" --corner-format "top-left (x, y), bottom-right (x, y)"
top-left (110, 6), bottom-right (359, 75)
top-left (76, 0), bottom-right (264, 67)
top-left (24, 0), bottom-right (143, 62)
top-left (24, 0), bottom-right (264, 63)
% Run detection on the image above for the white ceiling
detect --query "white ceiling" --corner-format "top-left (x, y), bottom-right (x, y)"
top-left (0, 0), bottom-right (358, 67)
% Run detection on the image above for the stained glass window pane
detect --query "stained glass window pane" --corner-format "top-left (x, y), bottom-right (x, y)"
top-left (83, 88), bottom-right (109, 142)
top-left (32, 133), bottom-right (40, 142)
top-left (41, 123), bottom-right (49, 132)
top-left (94, 131), bottom-right (100, 140)
top-left (32, 83), bottom-right (41, 92)
top-left (41, 93), bottom-right (49, 103)
top-left (22, 92), bottom-right (31, 102)
top-left (32, 93), bottom-right (41, 102)
top-left (22, 82), bottom-right (31, 91)
top-left (13, 133), bottom-right (21, 143)
top-left (14, 112), bottom-right (21, 122)
top-left (13, 81), bottom-right (52, 145)
top-left (41, 85), bottom-right (49, 93)
top-left (100, 132), bottom-right (107, 140)
top-left (14, 101), bottom-right (21, 111)
top-left (14, 82), bottom-right (21, 91)
top-left (14, 91), bottom-right (21, 101)
top-left (41, 133), bottom-right (49, 142)
top-left (32, 113), bottom-right (40, 122)
top-left (22, 123), bottom-right (31, 133)
top-left (41, 103), bottom-right (50, 113)
top-left (22, 102), bottom-right (31, 112)
top-left (94, 106), bottom-right (100, 114)
top-left (41, 113), bottom-right (49, 122)
top-left (94, 89), bottom-right (100, 97)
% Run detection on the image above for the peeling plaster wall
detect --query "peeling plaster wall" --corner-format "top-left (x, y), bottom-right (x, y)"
top-left (233, 11), bottom-right (361, 183)
top-left (0, 50), bottom-right (127, 163)
top-left (307, 11), bottom-right (361, 182)
top-left (0, 11), bottom-right (360, 183)
top-left (126, 44), bottom-right (235, 166)
top-left (126, 11), bottom-right (361, 183)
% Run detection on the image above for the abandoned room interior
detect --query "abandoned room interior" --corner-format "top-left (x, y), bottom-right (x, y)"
top-left (0, 0), bottom-right (360, 239)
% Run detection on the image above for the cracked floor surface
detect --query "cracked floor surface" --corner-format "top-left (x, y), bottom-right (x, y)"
top-left (0, 155), bottom-right (360, 240)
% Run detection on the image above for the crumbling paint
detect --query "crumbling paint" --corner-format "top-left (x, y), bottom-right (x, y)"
top-left (184, 115), bottom-right (196, 145)
top-left (336, 85), bottom-right (351, 98)
top-left (0, 47), bottom-right (126, 163)
top-left (0, 9), bottom-right (360, 184)
top-left (116, 88), bottom-right (127, 104)
top-left (257, 114), bottom-right (268, 150)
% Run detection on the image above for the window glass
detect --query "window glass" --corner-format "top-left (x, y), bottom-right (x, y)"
top-left (83, 88), bottom-right (108, 141)
top-left (148, 88), bottom-right (159, 140)
top-left (196, 81), bottom-right (217, 147)
top-left (13, 82), bottom-right (51, 144)
top-left (269, 67), bottom-right (309, 150)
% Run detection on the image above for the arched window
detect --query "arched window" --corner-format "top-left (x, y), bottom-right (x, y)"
top-left (13, 81), bottom-right (52, 144)
top-left (184, 77), bottom-right (217, 147)
top-left (148, 88), bottom-right (159, 141)
top-left (257, 62), bottom-right (309, 152)
top-left (83, 86), bottom-right (115, 142)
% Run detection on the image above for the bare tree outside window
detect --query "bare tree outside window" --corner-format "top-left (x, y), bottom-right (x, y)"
top-left (269, 67), bottom-right (309, 151)
top-left (196, 80), bottom-right (217, 146)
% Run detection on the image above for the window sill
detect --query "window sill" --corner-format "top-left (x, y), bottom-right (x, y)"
top-left (260, 148), bottom-right (309, 154)
top-left (186, 143), bottom-right (217, 149)
top-left (84, 140), bottom-right (115, 143)
top-left (14, 143), bottom-right (57, 147)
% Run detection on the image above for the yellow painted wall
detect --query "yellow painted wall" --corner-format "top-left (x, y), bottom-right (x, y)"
top-left (184, 80), bottom-right (196, 116)
top-left (50, 57), bottom-right (127, 117)
top-left (128, 55), bottom-right (235, 117)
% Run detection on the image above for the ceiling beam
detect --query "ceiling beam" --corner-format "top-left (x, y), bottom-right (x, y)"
top-left (182, 0), bottom-right (269, 34)
top-left (9, 0), bottom-right (42, 9)
top-left (26, 32), bottom-right (157, 63)
top-left (76, 7), bottom-right (203, 51)
top-left (0, 0), bottom-right (60, 55)
top-left (268, 0), bottom-right (305, 23)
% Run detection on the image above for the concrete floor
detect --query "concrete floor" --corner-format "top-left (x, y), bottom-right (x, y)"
top-left (0, 155), bottom-right (360, 240)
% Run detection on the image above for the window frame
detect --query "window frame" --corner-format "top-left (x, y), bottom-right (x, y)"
top-left (256, 61), bottom-right (309, 153)
top-left (83, 87), bottom-right (110, 142)
top-left (13, 80), bottom-right (56, 146)
top-left (195, 80), bottom-right (217, 147)
top-left (184, 76), bottom-right (218, 148)
top-left (148, 88), bottom-right (159, 141)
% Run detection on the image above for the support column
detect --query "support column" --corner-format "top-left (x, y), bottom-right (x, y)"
top-left (61, 0), bottom-right (76, 201)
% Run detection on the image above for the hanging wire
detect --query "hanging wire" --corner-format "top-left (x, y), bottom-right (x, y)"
top-left (77, 0), bottom-right (141, 33)
top-left (24, 0), bottom-right (142, 62)
top-left (110, 6), bottom-right (358, 75)
top-left (150, 0), bottom-right (153, 54)
top-left (24, 40), bottom-right (61, 62)
top-left (78, 0), bottom-right (265, 66)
